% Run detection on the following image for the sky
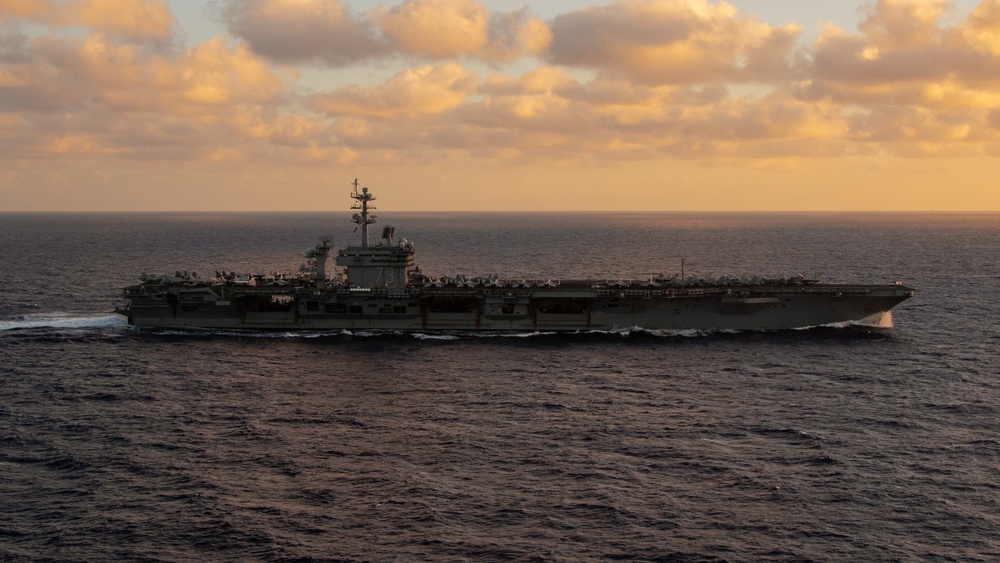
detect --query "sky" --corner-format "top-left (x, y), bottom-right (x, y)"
top-left (1, 0), bottom-right (999, 211)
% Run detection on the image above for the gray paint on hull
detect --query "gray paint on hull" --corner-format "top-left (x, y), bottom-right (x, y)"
top-left (121, 284), bottom-right (912, 332)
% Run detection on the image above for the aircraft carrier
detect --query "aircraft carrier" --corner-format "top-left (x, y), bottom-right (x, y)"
top-left (117, 180), bottom-right (914, 332)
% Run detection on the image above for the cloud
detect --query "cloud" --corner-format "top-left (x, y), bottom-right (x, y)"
top-left (0, 27), bottom-right (308, 163)
top-left (375, 0), bottom-right (488, 58)
top-left (0, 0), bottom-right (175, 42)
top-left (806, 0), bottom-right (1000, 109)
top-left (0, 0), bottom-right (48, 20)
top-left (473, 67), bottom-right (839, 141)
top-left (858, 0), bottom-right (952, 50)
top-left (374, 0), bottom-right (549, 61)
top-left (214, 0), bottom-right (390, 66)
top-left (466, 67), bottom-right (584, 132)
top-left (216, 0), bottom-right (550, 65)
top-left (0, 27), bottom-right (30, 64)
top-left (309, 63), bottom-right (478, 119)
top-left (301, 61), bottom-right (861, 164)
top-left (5, 0), bottom-right (1000, 179)
top-left (67, 0), bottom-right (175, 42)
top-left (481, 8), bottom-right (551, 62)
top-left (547, 0), bottom-right (801, 85)
top-left (1, 33), bottom-right (286, 115)
top-left (153, 37), bottom-right (288, 110)
top-left (964, 0), bottom-right (1000, 54)
top-left (783, 0), bottom-right (1000, 159)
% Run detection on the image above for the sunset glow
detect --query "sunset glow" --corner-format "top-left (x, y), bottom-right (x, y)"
top-left (1, 0), bottom-right (998, 211)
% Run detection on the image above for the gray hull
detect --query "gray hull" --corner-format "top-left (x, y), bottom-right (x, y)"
top-left (118, 281), bottom-right (913, 332)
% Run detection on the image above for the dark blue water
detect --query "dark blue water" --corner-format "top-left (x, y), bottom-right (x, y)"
top-left (2, 211), bottom-right (998, 561)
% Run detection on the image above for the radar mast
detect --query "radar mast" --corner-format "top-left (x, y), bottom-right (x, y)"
top-left (350, 178), bottom-right (377, 247)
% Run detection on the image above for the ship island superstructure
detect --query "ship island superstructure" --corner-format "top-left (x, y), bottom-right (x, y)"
top-left (117, 180), bottom-right (914, 332)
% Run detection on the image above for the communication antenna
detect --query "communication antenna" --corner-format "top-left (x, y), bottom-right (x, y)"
top-left (350, 178), bottom-right (377, 247)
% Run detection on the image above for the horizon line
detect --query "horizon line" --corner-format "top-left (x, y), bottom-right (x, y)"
top-left (2, 208), bottom-right (999, 214)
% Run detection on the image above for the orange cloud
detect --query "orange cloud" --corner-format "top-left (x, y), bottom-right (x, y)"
top-left (151, 38), bottom-right (286, 110)
top-left (67, 0), bottom-right (174, 41)
top-left (46, 133), bottom-right (118, 155)
top-left (309, 64), bottom-right (478, 119)
top-left (809, 0), bottom-right (1000, 103)
top-left (229, 110), bottom-right (323, 145)
top-left (964, 0), bottom-right (1000, 54)
top-left (4, 0), bottom-right (1000, 199)
top-left (480, 8), bottom-right (551, 61)
top-left (798, 0), bottom-right (1000, 156)
top-left (376, 0), bottom-right (488, 57)
top-left (0, 28), bottom-right (310, 165)
top-left (0, 0), bottom-right (49, 19)
top-left (547, 0), bottom-right (801, 84)
top-left (3, 33), bottom-right (286, 115)
top-left (858, 0), bottom-right (951, 49)
top-left (217, 0), bottom-right (550, 64)
top-left (215, 0), bottom-right (389, 65)
top-left (296, 64), bottom-right (853, 165)
top-left (373, 0), bottom-right (550, 61)
top-left (0, 0), bottom-right (174, 41)
top-left (455, 72), bottom-right (855, 161)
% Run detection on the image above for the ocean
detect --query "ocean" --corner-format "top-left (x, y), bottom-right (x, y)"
top-left (1, 210), bottom-right (998, 561)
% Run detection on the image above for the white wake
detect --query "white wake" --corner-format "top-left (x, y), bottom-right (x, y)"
top-left (0, 313), bottom-right (127, 332)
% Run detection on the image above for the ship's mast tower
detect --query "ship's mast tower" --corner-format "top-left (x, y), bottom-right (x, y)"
top-left (337, 179), bottom-right (415, 288)
top-left (350, 178), bottom-right (377, 248)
